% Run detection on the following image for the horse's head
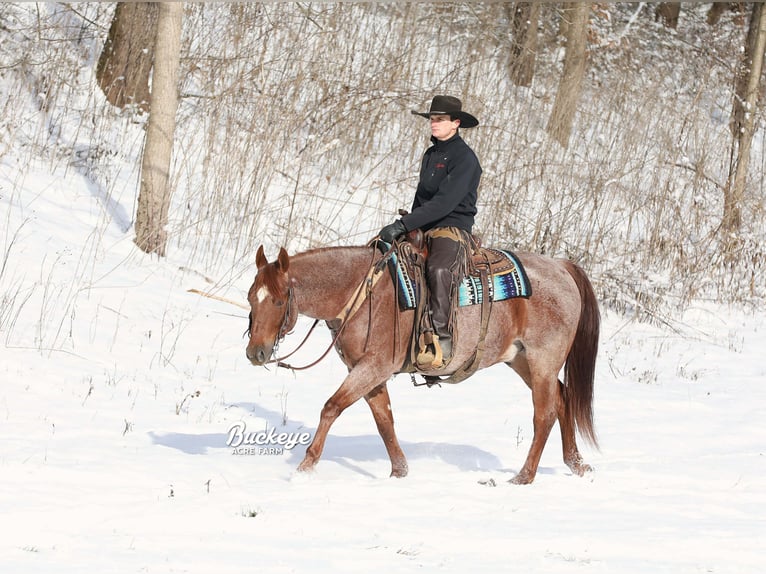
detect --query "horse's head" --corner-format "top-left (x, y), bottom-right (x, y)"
top-left (245, 245), bottom-right (296, 365)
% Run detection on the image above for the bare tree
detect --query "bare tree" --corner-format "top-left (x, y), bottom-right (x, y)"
top-left (96, 2), bottom-right (159, 112)
top-left (723, 2), bottom-right (766, 252)
top-left (655, 3), bottom-right (681, 29)
top-left (134, 2), bottom-right (183, 256)
top-left (707, 3), bottom-right (746, 26)
top-left (546, 3), bottom-right (590, 149)
top-left (507, 2), bottom-right (540, 87)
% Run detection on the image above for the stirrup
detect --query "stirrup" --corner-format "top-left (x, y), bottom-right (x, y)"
top-left (416, 331), bottom-right (433, 368)
top-left (416, 348), bottom-right (435, 369)
top-left (431, 335), bottom-right (445, 369)
top-left (416, 334), bottom-right (446, 370)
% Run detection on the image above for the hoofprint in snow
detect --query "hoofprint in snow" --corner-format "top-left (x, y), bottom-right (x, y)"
top-left (1, 166), bottom-right (764, 572)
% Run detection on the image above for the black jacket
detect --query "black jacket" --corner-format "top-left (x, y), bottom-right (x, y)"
top-left (400, 132), bottom-right (482, 234)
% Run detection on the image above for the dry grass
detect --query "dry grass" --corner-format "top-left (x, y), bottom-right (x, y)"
top-left (1, 3), bottom-right (764, 327)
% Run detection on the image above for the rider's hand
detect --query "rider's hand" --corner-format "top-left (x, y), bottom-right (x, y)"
top-left (378, 220), bottom-right (407, 244)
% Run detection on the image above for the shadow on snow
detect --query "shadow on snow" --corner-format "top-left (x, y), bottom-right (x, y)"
top-left (148, 399), bottom-right (504, 475)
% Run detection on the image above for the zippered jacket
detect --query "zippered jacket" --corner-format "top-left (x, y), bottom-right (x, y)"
top-left (400, 132), bottom-right (482, 234)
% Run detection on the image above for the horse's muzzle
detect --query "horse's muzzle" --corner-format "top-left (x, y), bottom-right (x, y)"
top-left (246, 343), bottom-right (273, 366)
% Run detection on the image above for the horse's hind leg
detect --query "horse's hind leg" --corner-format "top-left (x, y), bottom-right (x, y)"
top-left (556, 379), bottom-right (592, 477)
top-left (510, 358), bottom-right (592, 481)
top-left (508, 358), bottom-right (558, 485)
top-left (513, 374), bottom-right (559, 484)
top-left (364, 382), bottom-right (408, 477)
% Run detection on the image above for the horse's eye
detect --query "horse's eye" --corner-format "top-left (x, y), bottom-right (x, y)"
top-left (274, 299), bottom-right (285, 307)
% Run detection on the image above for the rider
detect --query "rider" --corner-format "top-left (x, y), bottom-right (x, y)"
top-left (378, 95), bottom-right (482, 367)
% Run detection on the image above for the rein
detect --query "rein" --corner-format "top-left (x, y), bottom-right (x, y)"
top-left (267, 245), bottom-right (389, 372)
top-left (262, 287), bottom-right (323, 370)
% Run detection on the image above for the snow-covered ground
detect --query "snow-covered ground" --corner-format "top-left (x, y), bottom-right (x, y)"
top-left (1, 156), bottom-right (764, 573)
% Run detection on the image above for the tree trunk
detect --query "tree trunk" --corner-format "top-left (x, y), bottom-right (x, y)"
top-left (708, 3), bottom-right (728, 26)
top-left (731, 2), bottom-right (764, 138)
top-left (655, 3), bottom-right (681, 29)
top-left (134, 2), bottom-right (183, 256)
top-left (723, 2), bottom-right (766, 253)
top-left (96, 2), bottom-right (159, 112)
top-left (507, 2), bottom-right (540, 87)
top-left (708, 3), bottom-right (747, 27)
top-left (546, 2), bottom-right (589, 149)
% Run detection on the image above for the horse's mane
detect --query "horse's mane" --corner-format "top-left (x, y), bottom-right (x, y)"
top-left (295, 244), bottom-right (374, 258)
top-left (290, 244), bottom-right (378, 267)
top-left (254, 245), bottom-right (376, 297)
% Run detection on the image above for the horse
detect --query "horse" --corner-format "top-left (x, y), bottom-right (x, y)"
top-left (245, 243), bottom-right (600, 484)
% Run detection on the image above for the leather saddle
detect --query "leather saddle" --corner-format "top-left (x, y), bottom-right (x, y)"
top-left (394, 226), bottom-right (494, 383)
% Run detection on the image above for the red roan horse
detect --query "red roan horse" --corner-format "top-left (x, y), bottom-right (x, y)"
top-left (245, 244), bottom-right (599, 484)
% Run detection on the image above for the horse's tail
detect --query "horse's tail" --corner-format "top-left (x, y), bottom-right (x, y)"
top-left (563, 260), bottom-right (600, 449)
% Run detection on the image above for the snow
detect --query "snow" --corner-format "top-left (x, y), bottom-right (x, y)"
top-left (1, 157), bottom-right (764, 573)
top-left (0, 4), bottom-right (764, 569)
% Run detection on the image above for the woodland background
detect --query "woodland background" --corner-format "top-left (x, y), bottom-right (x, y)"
top-left (2, 6), bottom-right (766, 572)
top-left (1, 2), bottom-right (765, 322)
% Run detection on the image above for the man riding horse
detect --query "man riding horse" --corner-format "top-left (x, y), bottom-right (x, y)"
top-left (247, 96), bottom-right (599, 482)
top-left (379, 95), bottom-right (482, 368)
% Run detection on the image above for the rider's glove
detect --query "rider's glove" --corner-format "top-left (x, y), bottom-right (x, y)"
top-left (378, 220), bottom-right (407, 244)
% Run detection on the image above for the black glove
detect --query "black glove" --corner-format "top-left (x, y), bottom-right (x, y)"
top-left (379, 220), bottom-right (407, 243)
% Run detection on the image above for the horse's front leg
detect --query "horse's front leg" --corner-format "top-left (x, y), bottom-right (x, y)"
top-left (364, 382), bottom-right (408, 478)
top-left (297, 362), bottom-right (396, 474)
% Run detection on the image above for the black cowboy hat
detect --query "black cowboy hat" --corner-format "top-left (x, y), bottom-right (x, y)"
top-left (411, 95), bottom-right (479, 128)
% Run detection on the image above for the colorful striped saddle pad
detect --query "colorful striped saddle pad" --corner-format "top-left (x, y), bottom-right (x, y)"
top-left (391, 248), bottom-right (532, 310)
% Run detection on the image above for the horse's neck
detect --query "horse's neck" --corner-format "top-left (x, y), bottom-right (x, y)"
top-left (290, 247), bottom-right (374, 320)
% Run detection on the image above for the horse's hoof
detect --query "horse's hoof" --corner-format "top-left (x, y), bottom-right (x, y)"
top-left (509, 471), bottom-right (534, 485)
top-left (579, 464), bottom-right (595, 479)
top-left (390, 465), bottom-right (409, 478)
top-left (296, 459), bottom-right (317, 473)
top-left (567, 460), bottom-right (593, 477)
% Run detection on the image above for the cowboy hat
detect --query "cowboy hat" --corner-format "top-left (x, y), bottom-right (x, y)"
top-left (411, 95), bottom-right (479, 128)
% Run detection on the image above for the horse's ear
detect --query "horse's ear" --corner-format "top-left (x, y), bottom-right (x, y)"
top-left (255, 245), bottom-right (268, 268)
top-left (276, 247), bottom-right (290, 272)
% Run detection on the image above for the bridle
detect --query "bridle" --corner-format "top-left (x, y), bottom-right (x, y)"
top-left (277, 287), bottom-right (297, 342)
top-left (246, 286), bottom-right (298, 350)
top-left (249, 245), bottom-right (388, 372)
top-left (261, 284), bottom-right (329, 371)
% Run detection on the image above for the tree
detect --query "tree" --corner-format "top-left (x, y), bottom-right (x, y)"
top-left (546, 3), bottom-right (590, 149)
top-left (707, 3), bottom-right (746, 26)
top-left (96, 2), bottom-right (159, 112)
top-left (655, 3), bottom-right (681, 29)
top-left (134, 2), bottom-right (183, 256)
top-left (507, 2), bottom-right (540, 87)
top-left (723, 2), bottom-right (766, 254)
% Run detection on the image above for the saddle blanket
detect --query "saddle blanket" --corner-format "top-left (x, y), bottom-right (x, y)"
top-left (391, 248), bottom-right (532, 310)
